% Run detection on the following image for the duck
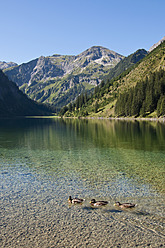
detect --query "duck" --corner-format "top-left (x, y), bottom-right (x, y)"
top-left (68, 196), bottom-right (85, 204)
top-left (90, 199), bottom-right (108, 206)
top-left (114, 201), bottom-right (136, 208)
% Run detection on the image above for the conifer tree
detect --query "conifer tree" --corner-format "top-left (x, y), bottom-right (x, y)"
top-left (94, 101), bottom-right (99, 113)
top-left (157, 95), bottom-right (165, 116)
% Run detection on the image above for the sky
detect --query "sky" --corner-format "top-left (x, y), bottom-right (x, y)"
top-left (1, 0), bottom-right (165, 64)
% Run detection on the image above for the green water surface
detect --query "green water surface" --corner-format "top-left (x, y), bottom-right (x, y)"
top-left (0, 118), bottom-right (165, 247)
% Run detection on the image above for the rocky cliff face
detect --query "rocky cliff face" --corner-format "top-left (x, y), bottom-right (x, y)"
top-left (0, 61), bottom-right (17, 70)
top-left (4, 46), bottom-right (124, 108)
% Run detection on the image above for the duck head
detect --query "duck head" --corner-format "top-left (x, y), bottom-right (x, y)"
top-left (114, 201), bottom-right (121, 206)
top-left (68, 196), bottom-right (72, 202)
top-left (90, 199), bottom-right (96, 204)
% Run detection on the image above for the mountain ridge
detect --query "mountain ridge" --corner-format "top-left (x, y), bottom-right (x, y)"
top-left (2, 37), bottom-right (164, 117)
top-left (60, 40), bottom-right (165, 118)
top-left (0, 61), bottom-right (17, 70)
top-left (3, 46), bottom-right (124, 108)
top-left (104, 49), bottom-right (148, 82)
top-left (149, 36), bottom-right (165, 52)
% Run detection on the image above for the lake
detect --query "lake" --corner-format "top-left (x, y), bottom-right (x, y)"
top-left (0, 118), bottom-right (165, 247)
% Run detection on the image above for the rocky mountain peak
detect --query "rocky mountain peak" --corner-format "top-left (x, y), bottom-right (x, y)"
top-left (77, 46), bottom-right (124, 66)
top-left (0, 61), bottom-right (17, 70)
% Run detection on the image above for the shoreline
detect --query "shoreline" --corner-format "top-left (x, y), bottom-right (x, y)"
top-left (60, 115), bottom-right (165, 122)
top-left (0, 115), bottom-right (165, 122)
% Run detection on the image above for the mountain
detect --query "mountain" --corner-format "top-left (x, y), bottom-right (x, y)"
top-left (0, 70), bottom-right (51, 117)
top-left (60, 40), bottom-right (165, 118)
top-left (3, 46), bottom-right (124, 109)
top-left (104, 49), bottom-right (148, 82)
top-left (149, 36), bottom-right (165, 52)
top-left (0, 61), bottom-right (17, 70)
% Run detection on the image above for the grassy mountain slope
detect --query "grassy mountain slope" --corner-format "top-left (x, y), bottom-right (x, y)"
top-left (0, 70), bottom-right (51, 117)
top-left (4, 46), bottom-right (124, 109)
top-left (104, 49), bottom-right (148, 82)
top-left (61, 41), bottom-right (165, 118)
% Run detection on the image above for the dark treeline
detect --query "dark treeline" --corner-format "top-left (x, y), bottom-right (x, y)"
top-left (59, 90), bottom-right (89, 117)
top-left (115, 69), bottom-right (165, 117)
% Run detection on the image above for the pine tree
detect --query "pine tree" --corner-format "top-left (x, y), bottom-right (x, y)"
top-left (84, 91), bottom-right (88, 105)
top-left (140, 101), bottom-right (146, 117)
top-left (157, 95), bottom-right (165, 116)
top-left (68, 103), bottom-right (73, 112)
top-left (145, 82), bottom-right (154, 113)
top-left (94, 101), bottom-right (99, 113)
top-left (125, 89), bottom-right (133, 116)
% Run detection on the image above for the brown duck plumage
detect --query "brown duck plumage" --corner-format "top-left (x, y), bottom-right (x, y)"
top-left (68, 196), bottom-right (85, 204)
top-left (90, 199), bottom-right (108, 206)
top-left (114, 201), bottom-right (136, 208)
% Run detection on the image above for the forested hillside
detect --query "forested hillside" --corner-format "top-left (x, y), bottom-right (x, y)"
top-left (115, 70), bottom-right (165, 117)
top-left (0, 70), bottom-right (51, 117)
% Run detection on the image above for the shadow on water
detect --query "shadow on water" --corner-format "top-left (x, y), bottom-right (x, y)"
top-left (130, 210), bottom-right (151, 216)
top-left (103, 208), bottom-right (151, 216)
top-left (81, 206), bottom-right (123, 213)
top-left (103, 209), bottom-right (123, 213)
top-left (82, 206), bottom-right (97, 211)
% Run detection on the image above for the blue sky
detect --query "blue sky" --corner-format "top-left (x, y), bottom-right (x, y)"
top-left (1, 0), bottom-right (164, 64)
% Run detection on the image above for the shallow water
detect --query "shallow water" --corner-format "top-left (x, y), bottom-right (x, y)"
top-left (0, 118), bottom-right (165, 247)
